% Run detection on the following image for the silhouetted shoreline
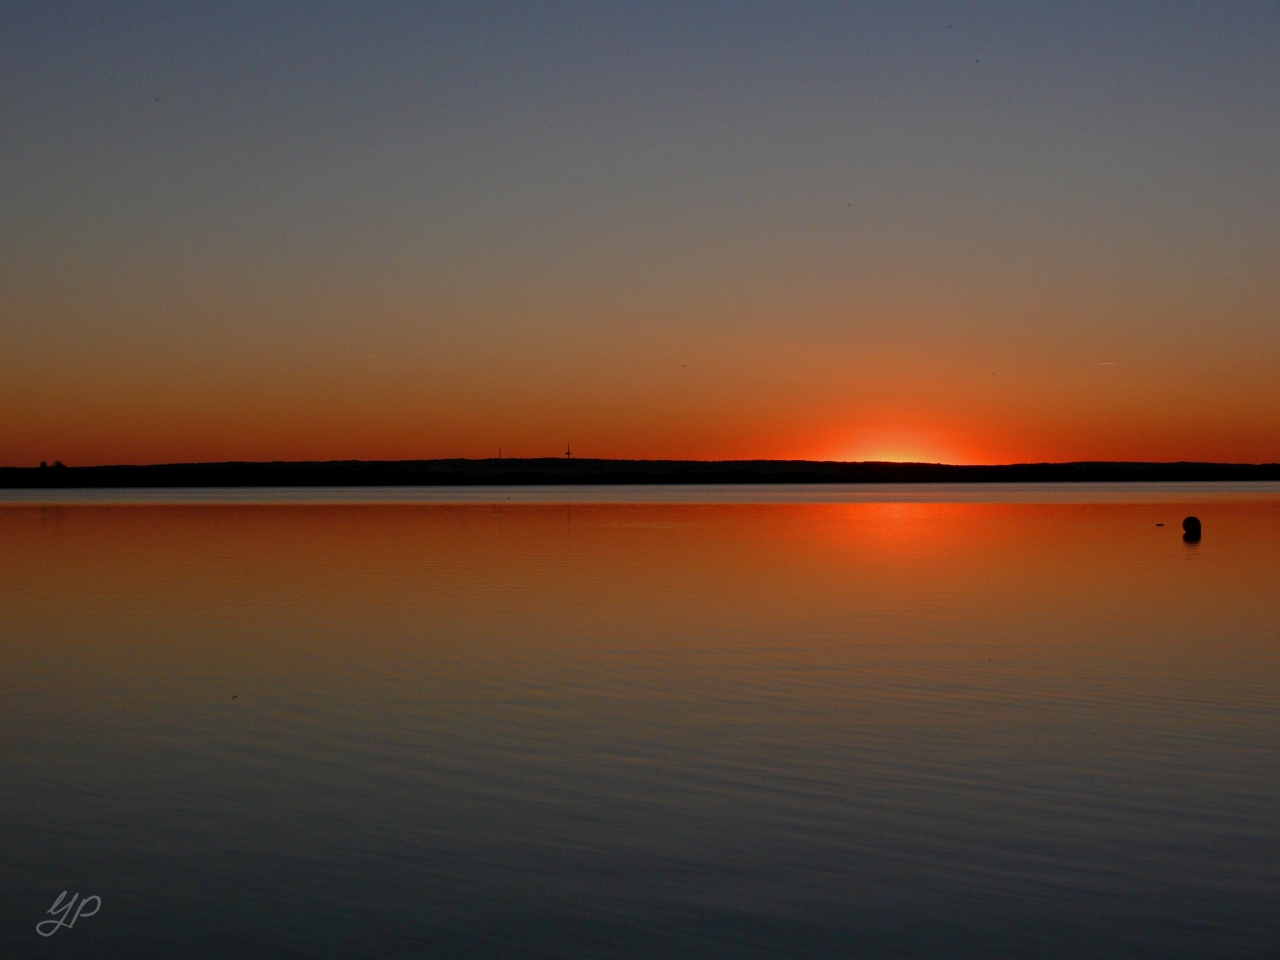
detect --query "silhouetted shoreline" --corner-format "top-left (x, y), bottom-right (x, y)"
top-left (3, 459), bottom-right (1279, 489)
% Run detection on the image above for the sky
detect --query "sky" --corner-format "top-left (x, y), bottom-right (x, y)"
top-left (3, 1), bottom-right (1279, 466)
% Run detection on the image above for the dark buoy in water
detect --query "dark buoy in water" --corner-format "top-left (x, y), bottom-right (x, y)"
top-left (1182, 516), bottom-right (1201, 542)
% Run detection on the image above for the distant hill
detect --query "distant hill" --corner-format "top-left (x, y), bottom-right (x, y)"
top-left (2, 458), bottom-right (1278, 488)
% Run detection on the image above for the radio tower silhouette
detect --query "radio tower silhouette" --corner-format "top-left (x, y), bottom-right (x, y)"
top-left (565, 442), bottom-right (572, 459)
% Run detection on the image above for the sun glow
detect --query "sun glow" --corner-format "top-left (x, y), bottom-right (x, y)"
top-left (837, 434), bottom-right (963, 465)
top-left (850, 449), bottom-right (942, 464)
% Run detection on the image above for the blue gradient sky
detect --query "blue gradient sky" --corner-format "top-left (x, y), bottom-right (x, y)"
top-left (3, 1), bottom-right (1278, 464)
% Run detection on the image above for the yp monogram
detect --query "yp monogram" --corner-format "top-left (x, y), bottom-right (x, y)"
top-left (37, 891), bottom-right (100, 937)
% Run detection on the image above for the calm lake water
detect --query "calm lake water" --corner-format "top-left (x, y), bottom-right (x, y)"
top-left (3, 484), bottom-right (1279, 959)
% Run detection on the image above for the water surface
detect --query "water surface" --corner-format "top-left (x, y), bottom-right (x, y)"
top-left (3, 485), bottom-right (1279, 957)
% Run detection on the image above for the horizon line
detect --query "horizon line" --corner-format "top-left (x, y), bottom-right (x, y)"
top-left (5, 457), bottom-right (1280, 471)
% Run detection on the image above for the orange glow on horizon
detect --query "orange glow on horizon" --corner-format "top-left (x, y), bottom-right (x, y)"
top-left (3, 344), bottom-right (1279, 467)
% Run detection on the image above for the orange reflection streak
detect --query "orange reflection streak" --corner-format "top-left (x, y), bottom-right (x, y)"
top-left (4, 500), bottom-right (1279, 694)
